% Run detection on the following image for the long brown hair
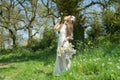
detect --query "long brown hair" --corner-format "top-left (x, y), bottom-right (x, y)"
top-left (64, 16), bottom-right (75, 38)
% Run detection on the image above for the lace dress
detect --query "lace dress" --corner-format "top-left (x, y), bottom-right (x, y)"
top-left (53, 24), bottom-right (72, 75)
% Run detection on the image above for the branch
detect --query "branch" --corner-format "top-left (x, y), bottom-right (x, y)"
top-left (17, 0), bottom-right (29, 20)
top-left (82, 12), bottom-right (101, 15)
top-left (31, 20), bottom-right (47, 38)
top-left (41, 0), bottom-right (57, 18)
top-left (0, 25), bottom-right (13, 36)
top-left (77, 1), bottom-right (105, 11)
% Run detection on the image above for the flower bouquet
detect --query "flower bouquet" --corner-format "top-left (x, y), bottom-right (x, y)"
top-left (57, 43), bottom-right (76, 56)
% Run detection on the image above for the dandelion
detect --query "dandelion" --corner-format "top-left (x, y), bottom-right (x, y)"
top-left (80, 65), bottom-right (82, 69)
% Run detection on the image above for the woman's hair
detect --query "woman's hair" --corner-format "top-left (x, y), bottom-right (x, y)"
top-left (64, 15), bottom-right (75, 38)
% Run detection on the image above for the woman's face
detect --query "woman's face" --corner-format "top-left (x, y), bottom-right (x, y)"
top-left (64, 16), bottom-right (72, 25)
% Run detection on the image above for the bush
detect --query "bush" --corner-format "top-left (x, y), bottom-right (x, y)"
top-left (27, 27), bottom-right (57, 51)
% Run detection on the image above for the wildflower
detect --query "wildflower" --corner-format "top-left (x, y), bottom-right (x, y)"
top-left (80, 65), bottom-right (82, 69)
top-left (108, 62), bottom-right (112, 65)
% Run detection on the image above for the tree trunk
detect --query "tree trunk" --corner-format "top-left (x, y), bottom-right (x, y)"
top-left (28, 27), bottom-right (33, 44)
top-left (9, 30), bottom-right (17, 47)
top-left (0, 28), bottom-right (4, 49)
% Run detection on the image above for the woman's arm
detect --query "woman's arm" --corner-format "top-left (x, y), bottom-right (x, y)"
top-left (54, 17), bottom-right (61, 30)
top-left (54, 23), bottom-right (60, 30)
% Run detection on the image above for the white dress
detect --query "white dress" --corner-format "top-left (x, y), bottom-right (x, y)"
top-left (53, 24), bottom-right (71, 75)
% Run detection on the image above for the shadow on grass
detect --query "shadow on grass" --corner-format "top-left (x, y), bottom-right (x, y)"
top-left (0, 48), bottom-right (56, 66)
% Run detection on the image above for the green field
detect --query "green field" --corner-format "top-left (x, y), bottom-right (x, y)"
top-left (0, 44), bottom-right (120, 80)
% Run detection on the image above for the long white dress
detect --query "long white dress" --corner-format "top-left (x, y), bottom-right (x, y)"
top-left (53, 24), bottom-right (71, 75)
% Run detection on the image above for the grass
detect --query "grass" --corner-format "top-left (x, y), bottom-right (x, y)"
top-left (0, 44), bottom-right (120, 80)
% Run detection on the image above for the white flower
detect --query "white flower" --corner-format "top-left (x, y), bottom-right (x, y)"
top-left (108, 62), bottom-right (112, 65)
top-left (71, 16), bottom-right (75, 21)
top-left (57, 46), bottom-right (65, 56)
top-left (57, 43), bottom-right (76, 56)
top-left (102, 63), bottom-right (105, 67)
top-left (117, 66), bottom-right (120, 69)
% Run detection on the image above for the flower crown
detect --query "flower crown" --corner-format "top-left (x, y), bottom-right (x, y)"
top-left (71, 16), bottom-right (75, 22)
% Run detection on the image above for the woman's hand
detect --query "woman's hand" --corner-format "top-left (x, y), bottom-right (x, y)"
top-left (63, 38), bottom-right (67, 42)
top-left (63, 37), bottom-right (70, 42)
top-left (54, 23), bottom-right (60, 30)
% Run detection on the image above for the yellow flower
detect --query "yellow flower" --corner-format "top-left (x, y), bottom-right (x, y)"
top-left (80, 65), bottom-right (82, 69)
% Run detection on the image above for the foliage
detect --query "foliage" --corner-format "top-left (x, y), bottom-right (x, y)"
top-left (0, 0), bottom-right (120, 79)
top-left (27, 27), bottom-right (57, 51)
top-left (52, 0), bottom-right (79, 16)
top-left (0, 42), bottom-right (120, 80)
top-left (102, 6), bottom-right (120, 35)
top-left (90, 16), bottom-right (103, 41)
top-left (1, 0), bottom-right (119, 48)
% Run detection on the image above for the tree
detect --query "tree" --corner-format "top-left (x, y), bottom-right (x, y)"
top-left (0, 0), bottom-right (25, 47)
top-left (102, 3), bottom-right (120, 42)
top-left (0, 28), bottom-right (4, 48)
top-left (43, 0), bottom-right (108, 43)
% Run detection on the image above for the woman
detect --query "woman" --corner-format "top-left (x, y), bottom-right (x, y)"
top-left (53, 15), bottom-right (76, 76)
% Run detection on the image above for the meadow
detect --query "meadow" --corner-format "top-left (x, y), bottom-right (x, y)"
top-left (0, 43), bottom-right (120, 80)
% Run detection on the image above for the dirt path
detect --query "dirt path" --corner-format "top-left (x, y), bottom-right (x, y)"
top-left (0, 63), bottom-right (9, 69)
